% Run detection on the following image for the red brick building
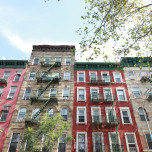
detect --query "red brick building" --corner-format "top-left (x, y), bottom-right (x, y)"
top-left (72, 62), bottom-right (143, 152)
top-left (0, 60), bottom-right (27, 151)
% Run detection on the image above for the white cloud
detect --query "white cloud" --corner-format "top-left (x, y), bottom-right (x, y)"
top-left (2, 56), bottom-right (6, 60)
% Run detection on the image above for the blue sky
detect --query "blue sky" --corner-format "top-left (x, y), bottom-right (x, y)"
top-left (0, 0), bottom-right (85, 60)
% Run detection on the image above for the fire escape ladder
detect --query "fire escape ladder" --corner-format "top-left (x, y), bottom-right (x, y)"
top-left (32, 98), bottom-right (52, 121)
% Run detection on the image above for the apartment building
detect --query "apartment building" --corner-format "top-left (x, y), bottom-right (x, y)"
top-left (123, 57), bottom-right (152, 152)
top-left (0, 60), bottom-right (27, 151)
top-left (72, 62), bottom-right (143, 152)
top-left (3, 45), bottom-right (75, 152)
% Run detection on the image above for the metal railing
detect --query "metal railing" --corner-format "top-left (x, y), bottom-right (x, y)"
top-left (90, 94), bottom-right (115, 102)
top-left (40, 60), bottom-right (61, 67)
top-left (89, 76), bottom-right (112, 84)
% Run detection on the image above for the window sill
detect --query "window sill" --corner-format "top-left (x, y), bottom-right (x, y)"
top-left (76, 122), bottom-right (87, 125)
top-left (77, 81), bottom-right (85, 83)
top-left (77, 100), bottom-right (86, 102)
top-left (118, 100), bottom-right (128, 102)
top-left (0, 120), bottom-right (6, 122)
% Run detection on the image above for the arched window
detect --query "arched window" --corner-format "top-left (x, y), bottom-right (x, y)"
top-left (47, 108), bottom-right (54, 118)
top-left (17, 108), bottom-right (26, 121)
top-left (138, 107), bottom-right (148, 121)
top-left (32, 108), bottom-right (40, 120)
top-left (61, 108), bottom-right (68, 121)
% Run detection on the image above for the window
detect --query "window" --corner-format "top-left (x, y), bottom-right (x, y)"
top-left (3, 71), bottom-right (10, 80)
top-left (77, 132), bottom-right (87, 152)
top-left (93, 133), bottom-right (104, 152)
top-left (117, 88), bottom-right (127, 101)
top-left (90, 88), bottom-right (99, 100)
top-left (140, 71), bottom-right (147, 77)
top-left (145, 134), bottom-right (152, 149)
top-left (138, 108), bottom-right (147, 121)
top-left (89, 72), bottom-right (97, 81)
top-left (65, 58), bottom-right (71, 65)
top-left (78, 72), bottom-right (85, 82)
top-left (150, 72), bottom-right (152, 78)
top-left (58, 134), bottom-right (66, 152)
top-left (113, 72), bottom-right (122, 82)
top-left (109, 133), bottom-right (121, 152)
top-left (62, 88), bottom-right (70, 99)
top-left (8, 86), bottom-right (17, 99)
top-left (32, 108), bottom-right (40, 120)
top-left (106, 107), bottom-right (116, 123)
top-left (61, 108), bottom-right (68, 121)
top-left (77, 87), bottom-right (86, 101)
top-left (64, 72), bottom-right (70, 80)
top-left (8, 133), bottom-right (20, 152)
top-left (17, 108), bottom-right (26, 121)
top-left (23, 88), bottom-right (31, 100)
top-left (128, 71), bottom-right (135, 79)
top-left (55, 58), bottom-right (61, 62)
top-left (0, 107), bottom-right (10, 122)
top-left (0, 87), bottom-right (4, 97)
top-left (132, 88), bottom-right (141, 98)
top-left (101, 72), bottom-right (110, 82)
top-left (33, 58), bottom-right (39, 65)
top-left (52, 72), bottom-right (59, 78)
top-left (29, 72), bottom-right (36, 80)
top-left (14, 71), bottom-right (21, 81)
top-left (103, 88), bottom-right (113, 101)
top-left (125, 133), bottom-right (138, 152)
top-left (120, 108), bottom-right (132, 124)
top-left (50, 88), bottom-right (57, 97)
top-left (37, 88), bottom-right (44, 97)
top-left (91, 107), bottom-right (101, 123)
top-left (77, 107), bottom-right (87, 124)
top-left (47, 108), bottom-right (54, 118)
top-left (44, 58), bottom-right (50, 64)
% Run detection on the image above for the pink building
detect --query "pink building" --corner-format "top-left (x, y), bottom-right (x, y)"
top-left (0, 60), bottom-right (27, 151)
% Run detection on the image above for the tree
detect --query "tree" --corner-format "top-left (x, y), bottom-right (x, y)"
top-left (19, 114), bottom-right (72, 152)
top-left (77, 0), bottom-right (152, 61)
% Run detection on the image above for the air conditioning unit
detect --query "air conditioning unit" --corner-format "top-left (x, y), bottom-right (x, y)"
top-left (7, 96), bottom-right (13, 100)
top-left (17, 118), bottom-right (24, 122)
top-left (3, 107), bottom-right (9, 111)
top-left (63, 96), bottom-right (69, 100)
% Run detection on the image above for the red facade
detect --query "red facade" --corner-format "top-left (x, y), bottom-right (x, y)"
top-left (72, 69), bottom-right (143, 152)
top-left (0, 61), bottom-right (27, 151)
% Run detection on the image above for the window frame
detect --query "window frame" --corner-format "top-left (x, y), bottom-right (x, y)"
top-left (33, 57), bottom-right (39, 65)
top-left (62, 88), bottom-right (70, 100)
top-left (125, 133), bottom-right (139, 152)
top-left (65, 58), bottom-right (71, 65)
top-left (77, 107), bottom-right (87, 124)
top-left (0, 87), bottom-right (4, 97)
top-left (0, 108), bottom-right (9, 122)
top-left (92, 132), bottom-right (104, 152)
top-left (105, 107), bottom-right (116, 123)
top-left (23, 88), bottom-right (32, 100)
top-left (64, 72), bottom-right (70, 80)
top-left (90, 87), bottom-right (99, 100)
top-left (50, 88), bottom-right (57, 97)
top-left (120, 107), bottom-right (132, 124)
top-left (76, 132), bottom-right (87, 152)
top-left (101, 72), bottom-right (110, 82)
top-left (128, 71), bottom-right (135, 80)
top-left (3, 71), bottom-right (11, 81)
top-left (116, 88), bottom-right (127, 101)
top-left (113, 72), bottom-right (123, 83)
top-left (91, 107), bottom-right (101, 123)
top-left (77, 71), bottom-right (85, 82)
top-left (145, 133), bottom-right (152, 150)
top-left (77, 87), bottom-right (86, 101)
top-left (47, 108), bottom-right (54, 118)
top-left (7, 86), bottom-right (17, 99)
top-left (58, 134), bottom-right (66, 152)
top-left (13, 71), bottom-right (22, 82)
top-left (28, 71), bottom-right (36, 80)
top-left (89, 71), bottom-right (97, 81)
top-left (103, 87), bottom-right (113, 101)
top-left (16, 108), bottom-right (26, 122)
top-left (61, 108), bottom-right (68, 121)
top-left (32, 108), bottom-right (40, 120)
top-left (138, 108), bottom-right (147, 121)
top-left (132, 88), bottom-right (141, 98)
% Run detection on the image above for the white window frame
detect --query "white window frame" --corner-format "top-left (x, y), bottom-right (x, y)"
top-left (32, 108), bottom-right (40, 120)
top-left (101, 72), bottom-right (110, 82)
top-left (77, 107), bottom-right (87, 124)
top-left (23, 88), bottom-right (32, 100)
top-left (91, 107), bottom-right (101, 123)
top-left (77, 87), bottom-right (86, 101)
top-left (64, 72), bottom-right (70, 80)
top-left (13, 71), bottom-right (22, 82)
top-left (116, 88), bottom-right (127, 101)
top-left (113, 72), bottom-right (123, 83)
top-left (32, 57), bottom-right (39, 65)
top-left (103, 87), bottom-right (113, 101)
top-left (128, 71), bottom-right (135, 80)
top-left (7, 133), bottom-right (20, 152)
top-left (77, 71), bottom-right (85, 82)
top-left (120, 107), bottom-right (132, 124)
top-left (52, 72), bottom-right (59, 78)
top-left (16, 108), bottom-right (27, 122)
top-left (92, 132), bottom-right (104, 152)
top-left (90, 87), bottom-right (99, 100)
top-left (3, 71), bottom-right (10, 80)
top-left (50, 88), bottom-right (57, 97)
top-left (28, 72), bottom-right (36, 80)
top-left (89, 71), bottom-right (97, 81)
top-left (62, 88), bottom-right (70, 100)
top-left (0, 87), bottom-right (4, 97)
top-left (7, 86), bottom-right (17, 99)
top-left (108, 132), bottom-right (121, 152)
top-left (76, 132), bottom-right (87, 152)
top-left (65, 58), bottom-right (71, 65)
top-left (55, 57), bottom-right (61, 62)
top-left (132, 88), bottom-right (141, 98)
top-left (125, 132), bottom-right (139, 152)
top-left (105, 107), bottom-right (116, 123)
top-left (0, 109), bottom-right (9, 122)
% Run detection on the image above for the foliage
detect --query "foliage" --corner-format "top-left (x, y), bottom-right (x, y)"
top-left (19, 114), bottom-right (72, 152)
top-left (77, 0), bottom-right (152, 60)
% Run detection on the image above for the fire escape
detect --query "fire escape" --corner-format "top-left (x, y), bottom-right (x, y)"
top-left (90, 75), bottom-right (124, 152)
top-left (25, 60), bottom-right (61, 126)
